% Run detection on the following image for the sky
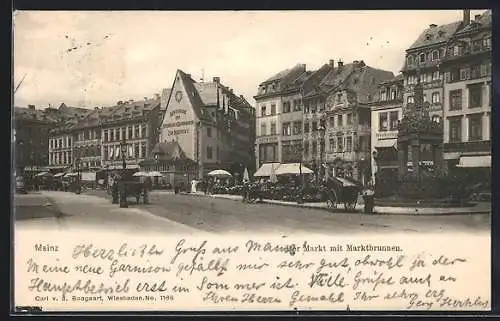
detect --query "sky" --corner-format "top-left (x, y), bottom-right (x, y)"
top-left (13, 10), bottom-right (486, 109)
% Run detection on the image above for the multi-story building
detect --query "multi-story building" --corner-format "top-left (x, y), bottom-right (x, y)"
top-left (158, 70), bottom-right (255, 180)
top-left (440, 10), bottom-right (491, 172)
top-left (47, 104), bottom-right (91, 171)
top-left (101, 98), bottom-right (162, 170)
top-left (368, 75), bottom-right (404, 184)
top-left (14, 105), bottom-right (56, 175)
top-left (254, 64), bottom-right (308, 168)
top-left (401, 16), bottom-right (464, 122)
top-left (322, 60), bottom-right (394, 184)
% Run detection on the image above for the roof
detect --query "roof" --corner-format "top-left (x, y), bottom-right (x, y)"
top-left (149, 141), bottom-right (192, 162)
top-left (260, 63), bottom-right (307, 86)
top-left (456, 10), bottom-right (492, 34)
top-left (408, 21), bottom-right (463, 50)
top-left (14, 106), bottom-right (56, 123)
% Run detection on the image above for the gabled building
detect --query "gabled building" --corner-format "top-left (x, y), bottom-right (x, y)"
top-left (323, 60), bottom-right (394, 184)
top-left (158, 70), bottom-right (255, 179)
top-left (440, 10), bottom-right (491, 173)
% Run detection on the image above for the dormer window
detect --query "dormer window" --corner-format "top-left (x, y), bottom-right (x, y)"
top-left (438, 31), bottom-right (445, 37)
top-left (425, 34), bottom-right (433, 41)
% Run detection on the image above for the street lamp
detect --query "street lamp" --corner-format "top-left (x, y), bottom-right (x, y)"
top-left (372, 150), bottom-right (378, 187)
top-left (119, 137), bottom-right (128, 208)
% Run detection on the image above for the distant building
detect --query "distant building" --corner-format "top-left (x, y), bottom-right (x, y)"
top-left (157, 70), bottom-right (256, 180)
top-left (440, 10), bottom-right (491, 172)
top-left (14, 105), bottom-right (56, 175)
top-left (323, 60), bottom-right (394, 183)
top-left (368, 75), bottom-right (404, 184)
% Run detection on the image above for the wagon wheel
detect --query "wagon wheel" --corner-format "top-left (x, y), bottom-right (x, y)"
top-left (344, 198), bottom-right (357, 211)
top-left (326, 191), bottom-right (338, 209)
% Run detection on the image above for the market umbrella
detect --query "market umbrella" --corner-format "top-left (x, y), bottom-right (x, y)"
top-left (133, 171), bottom-right (149, 177)
top-left (243, 167), bottom-right (249, 182)
top-left (207, 169), bottom-right (232, 178)
top-left (148, 171), bottom-right (164, 177)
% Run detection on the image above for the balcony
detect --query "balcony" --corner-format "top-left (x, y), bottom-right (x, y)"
top-left (74, 139), bottom-right (100, 147)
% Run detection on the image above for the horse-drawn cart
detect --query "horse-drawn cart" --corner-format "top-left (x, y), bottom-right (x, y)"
top-left (323, 177), bottom-right (360, 211)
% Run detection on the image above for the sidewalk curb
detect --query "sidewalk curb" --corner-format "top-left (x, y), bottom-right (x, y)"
top-left (179, 192), bottom-right (491, 216)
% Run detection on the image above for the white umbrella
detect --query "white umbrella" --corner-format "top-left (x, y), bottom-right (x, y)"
top-left (133, 171), bottom-right (149, 177)
top-left (148, 171), bottom-right (164, 177)
top-left (243, 167), bottom-right (249, 182)
top-left (207, 169), bottom-right (232, 177)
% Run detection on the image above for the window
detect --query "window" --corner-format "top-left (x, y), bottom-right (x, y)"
top-left (283, 102), bottom-right (291, 113)
top-left (207, 127), bottom-right (212, 137)
top-left (432, 71), bottom-right (440, 81)
top-left (449, 90), bottom-right (462, 111)
top-left (431, 92), bottom-right (440, 104)
top-left (329, 138), bottom-right (335, 152)
top-left (141, 125), bottom-right (146, 138)
top-left (432, 50), bottom-right (439, 60)
top-left (304, 122), bottom-right (310, 133)
top-left (293, 99), bottom-right (301, 111)
top-left (260, 105), bottom-right (266, 116)
top-left (337, 93), bottom-right (342, 103)
top-left (270, 122), bottom-right (276, 135)
top-left (128, 126), bottom-right (133, 139)
top-left (329, 116), bottom-right (334, 127)
top-left (293, 121), bottom-right (302, 135)
top-left (312, 121), bottom-right (318, 131)
top-left (390, 90), bottom-right (397, 100)
top-left (337, 136), bottom-right (343, 152)
top-left (304, 103), bottom-right (310, 113)
top-left (337, 115), bottom-right (343, 127)
top-left (389, 111), bottom-right (399, 130)
top-left (346, 137), bottom-right (353, 152)
top-left (453, 45), bottom-right (460, 56)
top-left (423, 94), bottom-right (428, 103)
top-left (135, 125), bottom-right (140, 138)
top-left (432, 115), bottom-right (441, 123)
top-left (122, 128), bottom-right (126, 140)
top-left (483, 37), bottom-right (491, 49)
top-left (380, 89), bottom-right (387, 101)
top-left (141, 142), bottom-right (147, 158)
top-left (346, 113), bottom-right (352, 125)
top-left (448, 117), bottom-right (462, 142)
top-left (379, 112), bottom-right (388, 131)
top-left (134, 144), bottom-right (139, 158)
top-left (206, 146), bottom-right (213, 159)
top-left (420, 73), bottom-right (426, 83)
top-left (419, 53), bottom-right (426, 63)
top-left (282, 122), bottom-right (292, 136)
top-left (407, 55), bottom-right (414, 66)
top-left (260, 123), bottom-right (267, 136)
top-left (270, 104), bottom-right (276, 115)
top-left (312, 141), bottom-right (317, 155)
top-left (469, 114), bottom-right (482, 141)
top-left (471, 64), bottom-right (481, 79)
top-left (460, 67), bottom-right (470, 80)
top-left (110, 130), bottom-right (114, 141)
top-left (407, 96), bottom-right (414, 104)
top-left (469, 85), bottom-right (482, 108)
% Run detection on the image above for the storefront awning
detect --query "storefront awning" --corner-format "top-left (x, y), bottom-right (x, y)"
top-left (375, 139), bottom-right (397, 149)
top-left (254, 163), bottom-right (280, 177)
top-left (444, 152), bottom-right (461, 160)
top-left (457, 155), bottom-right (491, 168)
top-left (53, 172), bottom-right (66, 178)
top-left (275, 163), bottom-right (313, 175)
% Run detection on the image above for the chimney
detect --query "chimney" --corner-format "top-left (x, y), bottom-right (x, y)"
top-left (475, 14), bottom-right (481, 20)
top-left (329, 59), bottom-right (334, 67)
top-left (28, 105), bottom-right (35, 110)
top-left (338, 60), bottom-right (343, 68)
top-left (117, 101), bottom-right (123, 105)
top-left (429, 24), bottom-right (437, 28)
top-left (463, 9), bottom-right (470, 25)
top-left (213, 77), bottom-right (220, 84)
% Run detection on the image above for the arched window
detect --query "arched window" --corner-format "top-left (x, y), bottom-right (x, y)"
top-left (432, 50), bottom-right (439, 60)
top-left (419, 53), bottom-right (426, 63)
top-left (407, 55), bottom-right (414, 66)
